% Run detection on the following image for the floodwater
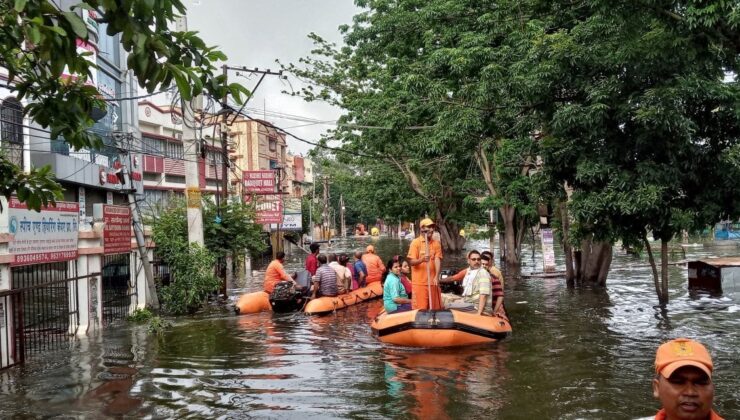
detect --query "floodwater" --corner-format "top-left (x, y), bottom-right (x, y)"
top-left (1, 236), bottom-right (739, 419)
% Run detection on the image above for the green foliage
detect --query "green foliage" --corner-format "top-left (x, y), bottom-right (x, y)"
top-left (128, 308), bottom-right (154, 323)
top-left (0, 0), bottom-right (249, 208)
top-left (158, 242), bottom-right (220, 315)
top-left (147, 315), bottom-right (172, 336)
top-left (203, 198), bottom-right (266, 259)
top-left (0, 153), bottom-right (62, 211)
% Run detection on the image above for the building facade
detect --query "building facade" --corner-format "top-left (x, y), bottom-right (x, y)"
top-left (0, 6), bottom-right (141, 229)
top-left (137, 101), bottom-right (223, 213)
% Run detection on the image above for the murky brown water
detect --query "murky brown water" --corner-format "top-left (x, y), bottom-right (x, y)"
top-left (1, 236), bottom-right (739, 419)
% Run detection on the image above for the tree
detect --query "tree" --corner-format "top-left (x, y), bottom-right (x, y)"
top-left (0, 0), bottom-right (249, 209)
top-left (523, 1), bottom-right (740, 298)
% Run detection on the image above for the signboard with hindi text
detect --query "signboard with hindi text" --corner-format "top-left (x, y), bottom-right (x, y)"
top-left (242, 170), bottom-right (277, 194)
top-left (4, 197), bottom-right (79, 266)
top-left (101, 205), bottom-right (132, 254)
top-left (280, 213), bottom-right (302, 231)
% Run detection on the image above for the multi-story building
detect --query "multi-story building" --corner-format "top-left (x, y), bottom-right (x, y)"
top-left (1, 7), bottom-right (141, 228)
top-left (228, 116), bottom-right (290, 197)
top-left (137, 101), bottom-right (222, 213)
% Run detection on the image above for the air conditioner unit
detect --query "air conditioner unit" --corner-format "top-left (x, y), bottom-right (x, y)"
top-left (175, 133), bottom-right (182, 141)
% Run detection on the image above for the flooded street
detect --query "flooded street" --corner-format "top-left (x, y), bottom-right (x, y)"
top-left (1, 237), bottom-right (739, 419)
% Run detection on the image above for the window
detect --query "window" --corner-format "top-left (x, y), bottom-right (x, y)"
top-left (268, 136), bottom-right (277, 152)
top-left (1, 97), bottom-right (24, 167)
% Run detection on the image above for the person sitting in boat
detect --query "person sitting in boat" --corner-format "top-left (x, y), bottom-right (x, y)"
top-left (328, 253), bottom-right (351, 294)
top-left (339, 253), bottom-right (356, 290)
top-left (441, 250), bottom-right (492, 315)
top-left (382, 258), bottom-right (412, 314)
top-left (481, 252), bottom-right (506, 318)
top-left (312, 254), bottom-right (339, 298)
top-left (394, 255), bottom-right (413, 297)
top-left (264, 251), bottom-right (299, 294)
top-left (353, 251), bottom-right (368, 289)
top-left (362, 245), bottom-right (386, 284)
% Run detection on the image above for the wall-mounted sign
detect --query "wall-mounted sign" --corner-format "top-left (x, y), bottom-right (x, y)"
top-left (242, 170), bottom-right (276, 194)
top-left (246, 194), bottom-right (283, 224)
top-left (280, 213), bottom-right (302, 231)
top-left (187, 187), bottom-right (201, 208)
top-left (102, 205), bottom-right (131, 255)
top-left (6, 197), bottom-right (79, 266)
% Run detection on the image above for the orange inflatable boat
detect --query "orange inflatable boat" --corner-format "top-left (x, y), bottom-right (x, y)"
top-left (304, 282), bottom-right (383, 315)
top-left (234, 291), bottom-right (271, 315)
top-left (371, 309), bottom-right (511, 347)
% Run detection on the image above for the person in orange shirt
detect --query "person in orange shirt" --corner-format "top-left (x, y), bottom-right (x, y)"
top-left (652, 338), bottom-right (724, 420)
top-left (407, 218), bottom-right (443, 310)
top-left (361, 245), bottom-right (385, 284)
top-left (263, 251), bottom-right (296, 293)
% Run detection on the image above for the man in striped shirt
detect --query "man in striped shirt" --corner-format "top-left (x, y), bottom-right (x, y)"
top-left (481, 253), bottom-right (505, 318)
top-left (311, 254), bottom-right (338, 298)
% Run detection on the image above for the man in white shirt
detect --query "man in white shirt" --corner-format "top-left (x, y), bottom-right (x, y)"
top-left (328, 253), bottom-right (352, 294)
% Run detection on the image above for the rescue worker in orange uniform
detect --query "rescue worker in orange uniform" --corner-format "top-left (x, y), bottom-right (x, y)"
top-left (263, 251), bottom-right (296, 293)
top-left (407, 218), bottom-right (443, 310)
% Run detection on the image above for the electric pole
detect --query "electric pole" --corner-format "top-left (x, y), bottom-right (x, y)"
top-left (339, 194), bottom-right (345, 238)
top-left (322, 176), bottom-right (330, 240)
top-left (176, 16), bottom-right (204, 246)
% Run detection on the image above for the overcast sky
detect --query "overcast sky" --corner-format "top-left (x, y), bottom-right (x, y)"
top-left (183, 0), bottom-right (361, 156)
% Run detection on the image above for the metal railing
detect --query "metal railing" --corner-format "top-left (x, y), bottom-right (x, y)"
top-left (1, 263), bottom-right (95, 370)
top-left (101, 253), bottom-right (137, 326)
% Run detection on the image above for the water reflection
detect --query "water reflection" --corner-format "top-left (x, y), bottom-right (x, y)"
top-left (0, 238), bottom-right (739, 418)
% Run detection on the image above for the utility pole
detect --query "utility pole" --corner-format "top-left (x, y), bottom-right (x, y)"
top-left (220, 64), bottom-right (230, 206)
top-left (322, 176), bottom-right (330, 240)
top-left (339, 194), bottom-right (345, 238)
top-left (176, 15), bottom-right (204, 246)
top-left (117, 135), bottom-right (159, 308)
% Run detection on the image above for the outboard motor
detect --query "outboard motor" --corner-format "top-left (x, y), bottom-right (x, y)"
top-left (439, 269), bottom-right (463, 295)
top-left (269, 277), bottom-right (307, 313)
top-left (294, 270), bottom-right (313, 297)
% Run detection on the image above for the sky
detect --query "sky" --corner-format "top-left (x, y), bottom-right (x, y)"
top-left (182, 0), bottom-right (362, 156)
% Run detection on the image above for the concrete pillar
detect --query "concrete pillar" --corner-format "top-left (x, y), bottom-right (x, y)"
top-left (0, 262), bottom-right (13, 369)
top-left (78, 228), bottom-right (103, 335)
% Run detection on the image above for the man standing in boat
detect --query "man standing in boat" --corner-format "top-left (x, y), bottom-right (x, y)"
top-left (407, 218), bottom-right (443, 310)
top-left (305, 243), bottom-right (320, 276)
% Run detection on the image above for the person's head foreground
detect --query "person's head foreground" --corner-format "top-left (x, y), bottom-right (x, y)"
top-left (652, 338), bottom-right (719, 420)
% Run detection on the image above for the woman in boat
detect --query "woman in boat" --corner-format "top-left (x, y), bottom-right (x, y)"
top-left (382, 258), bottom-right (412, 314)
top-left (397, 256), bottom-right (413, 297)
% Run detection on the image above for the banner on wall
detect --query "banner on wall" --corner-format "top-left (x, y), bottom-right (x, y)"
top-left (246, 194), bottom-right (283, 224)
top-left (242, 170), bottom-right (277, 194)
top-left (6, 197), bottom-right (79, 266)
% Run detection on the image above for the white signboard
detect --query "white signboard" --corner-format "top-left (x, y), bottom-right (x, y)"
top-left (6, 197), bottom-right (79, 266)
top-left (280, 213), bottom-right (302, 231)
top-left (541, 228), bottom-right (556, 272)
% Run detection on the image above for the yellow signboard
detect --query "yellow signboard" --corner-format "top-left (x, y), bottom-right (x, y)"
top-left (187, 187), bottom-right (201, 208)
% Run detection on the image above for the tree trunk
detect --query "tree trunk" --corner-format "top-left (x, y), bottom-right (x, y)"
top-left (501, 204), bottom-right (520, 266)
top-left (661, 238), bottom-right (669, 304)
top-left (436, 214), bottom-right (465, 252)
top-left (499, 226), bottom-right (506, 263)
top-left (578, 237), bottom-right (612, 286)
top-left (643, 235), bottom-right (665, 304)
top-left (559, 201), bottom-right (575, 285)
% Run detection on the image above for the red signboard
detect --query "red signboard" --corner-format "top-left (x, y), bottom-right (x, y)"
top-left (242, 170), bottom-right (277, 194)
top-left (103, 205), bottom-right (132, 254)
top-left (246, 194), bottom-right (283, 224)
top-left (7, 197), bottom-right (79, 266)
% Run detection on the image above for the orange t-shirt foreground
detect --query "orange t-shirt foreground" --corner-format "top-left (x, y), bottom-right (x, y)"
top-left (263, 260), bottom-right (291, 293)
top-left (407, 236), bottom-right (443, 286)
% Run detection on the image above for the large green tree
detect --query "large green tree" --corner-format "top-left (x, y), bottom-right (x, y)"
top-left (0, 0), bottom-right (248, 209)
top-left (523, 1), bottom-right (740, 299)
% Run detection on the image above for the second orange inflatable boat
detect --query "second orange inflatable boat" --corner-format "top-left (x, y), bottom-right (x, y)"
top-left (234, 291), bottom-right (272, 315)
top-left (371, 309), bottom-right (511, 347)
top-left (304, 281), bottom-right (383, 315)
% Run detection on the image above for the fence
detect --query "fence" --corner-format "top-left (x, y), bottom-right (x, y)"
top-left (0, 261), bottom-right (95, 369)
top-left (101, 253), bottom-right (137, 326)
